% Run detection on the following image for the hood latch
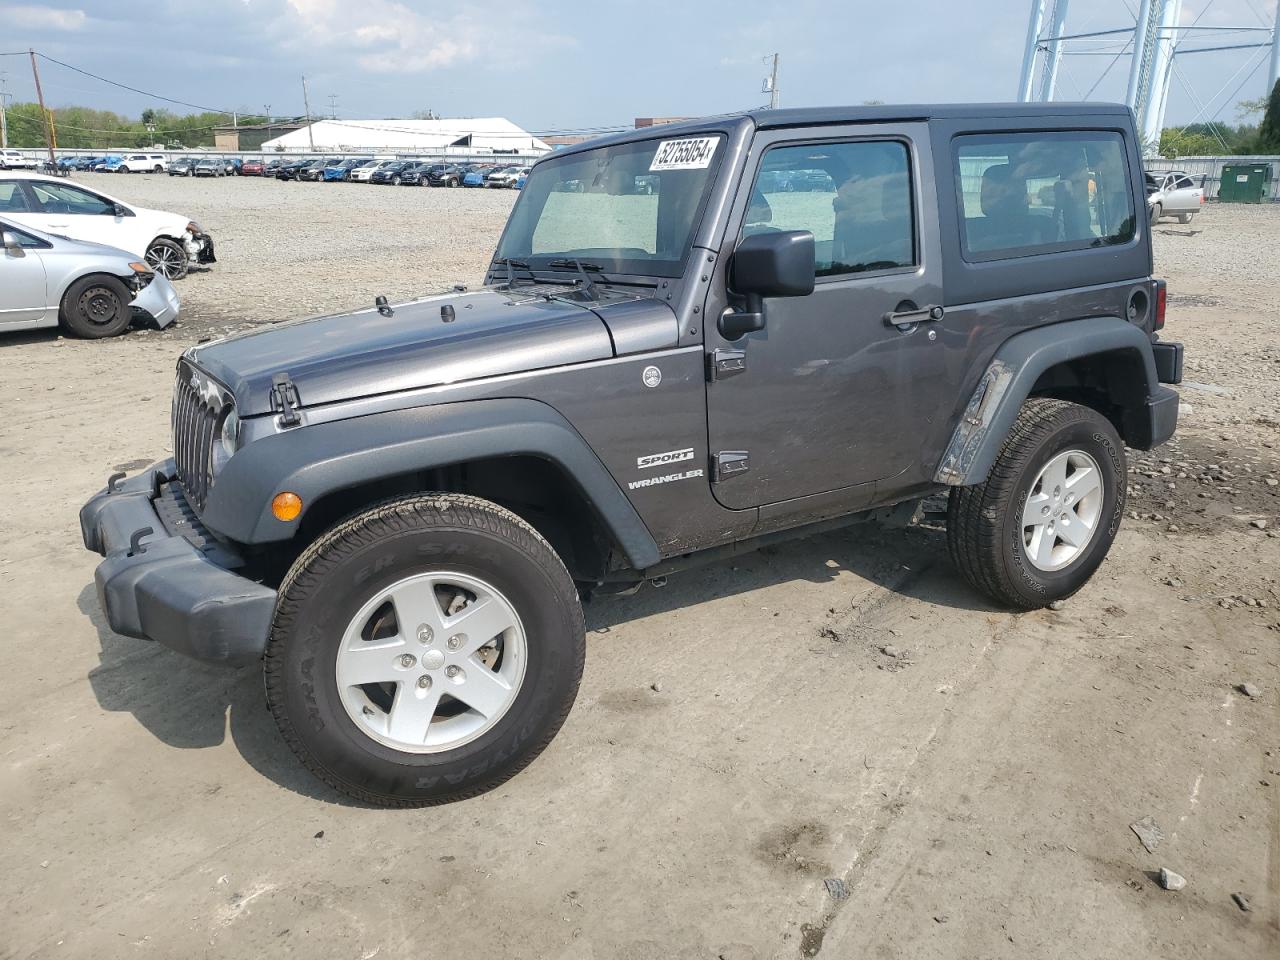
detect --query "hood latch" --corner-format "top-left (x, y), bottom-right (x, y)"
top-left (270, 372), bottom-right (302, 428)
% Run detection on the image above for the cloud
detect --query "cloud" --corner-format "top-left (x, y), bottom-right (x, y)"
top-left (278, 0), bottom-right (569, 75)
top-left (5, 4), bottom-right (87, 30)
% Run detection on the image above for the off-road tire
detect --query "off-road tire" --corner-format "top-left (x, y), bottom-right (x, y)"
top-left (265, 493), bottom-right (586, 807)
top-left (145, 238), bottom-right (189, 280)
top-left (59, 274), bottom-right (132, 338)
top-left (946, 398), bottom-right (1126, 610)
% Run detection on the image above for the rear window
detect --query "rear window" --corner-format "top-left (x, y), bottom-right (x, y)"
top-left (954, 131), bottom-right (1136, 262)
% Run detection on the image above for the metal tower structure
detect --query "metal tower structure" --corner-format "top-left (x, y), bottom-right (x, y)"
top-left (1018, 0), bottom-right (1280, 155)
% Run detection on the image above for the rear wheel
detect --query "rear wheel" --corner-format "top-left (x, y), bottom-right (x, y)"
top-left (946, 398), bottom-right (1125, 610)
top-left (1176, 212), bottom-right (1193, 224)
top-left (59, 274), bottom-right (132, 339)
top-left (145, 238), bottom-right (188, 280)
top-left (265, 494), bottom-right (586, 806)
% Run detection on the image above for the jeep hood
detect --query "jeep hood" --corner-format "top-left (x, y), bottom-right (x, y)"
top-left (188, 287), bottom-right (678, 416)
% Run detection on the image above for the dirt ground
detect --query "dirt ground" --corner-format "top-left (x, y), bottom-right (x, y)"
top-left (0, 175), bottom-right (1276, 959)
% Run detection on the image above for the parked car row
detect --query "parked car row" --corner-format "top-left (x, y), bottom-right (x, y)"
top-left (39, 153), bottom-right (537, 188)
top-left (263, 157), bottom-right (533, 187)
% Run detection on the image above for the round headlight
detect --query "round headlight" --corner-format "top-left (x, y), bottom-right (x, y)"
top-left (220, 409), bottom-right (240, 458)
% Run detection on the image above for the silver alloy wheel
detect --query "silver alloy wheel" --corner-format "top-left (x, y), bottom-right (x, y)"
top-left (146, 243), bottom-right (184, 278)
top-left (335, 570), bottom-right (527, 753)
top-left (1021, 449), bottom-right (1104, 572)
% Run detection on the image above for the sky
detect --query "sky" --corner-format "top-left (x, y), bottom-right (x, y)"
top-left (1, 0), bottom-right (1276, 132)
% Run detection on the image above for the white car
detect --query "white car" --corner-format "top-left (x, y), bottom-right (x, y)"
top-left (117, 153), bottom-right (168, 174)
top-left (1, 215), bottom-right (180, 337)
top-left (485, 166), bottom-right (529, 188)
top-left (0, 172), bottom-right (215, 279)
top-left (0, 149), bottom-right (37, 170)
top-left (1146, 170), bottom-right (1203, 225)
top-left (350, 160), bottom-right (395, 183)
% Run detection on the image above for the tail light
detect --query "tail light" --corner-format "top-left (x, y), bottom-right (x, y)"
top-left (1154, 279), bottom-right (1167, 331)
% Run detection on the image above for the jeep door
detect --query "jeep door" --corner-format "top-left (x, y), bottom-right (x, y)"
top-left (705, 123), bottom-right (950, 512)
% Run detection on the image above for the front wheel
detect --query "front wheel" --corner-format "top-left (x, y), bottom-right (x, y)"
top-left (145, 238), bottom-right (188, 280)
top-left (946, 398), bottom-right (1125, 610)
top-left (265, 494), bottom-right (586, 806)
top-left (1149, 202), bottom-right (1162, 225)
top-left (59, 274), bottom-right (132, 338)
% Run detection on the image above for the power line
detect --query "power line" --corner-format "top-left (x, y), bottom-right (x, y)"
top-left (34, 52), bottom-right (236, 116)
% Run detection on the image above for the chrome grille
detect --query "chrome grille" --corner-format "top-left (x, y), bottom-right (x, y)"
top-left (171, 360), bottom-right (229, 511)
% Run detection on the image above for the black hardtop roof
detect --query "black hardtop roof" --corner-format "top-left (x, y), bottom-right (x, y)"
top-left (546, 102), bottom-right (1133, 160)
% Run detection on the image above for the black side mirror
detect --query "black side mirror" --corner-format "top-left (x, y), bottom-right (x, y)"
top-left (720, 230), bottom-right (815, 339)
top-left (732, 230), bottom-right (816, 299)
top-left (112, 203), bottom-right (128, 217)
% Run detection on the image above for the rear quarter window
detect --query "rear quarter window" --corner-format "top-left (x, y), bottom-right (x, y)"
top-left (954, 131), bottom-right (1135, 262)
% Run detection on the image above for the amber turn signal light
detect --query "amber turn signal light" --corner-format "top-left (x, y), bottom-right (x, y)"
top-left (271, 492), bottom-right (303, 521)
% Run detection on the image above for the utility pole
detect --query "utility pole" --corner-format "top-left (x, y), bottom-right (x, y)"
top-left (1037, 0), bottom-right (1071, 101)
top-left (29, 50), bottom-right (56, 167)
top-left (327, 94), bottom-right (338, 119)
top-left (1141, 0), bottom-right (1182, 153)
top-left (0, 72), bottom-right (9, 149)
top-left (301, 74), bottom-right (315, 150)
top-left (1017, 0), bottom-right (1048, 101)
top-left (1126, 0), bottom-right (1156, 111)
top-left (1269, 5), bottom-right (1279, 90)
top-left (762, 53), bottom-right (780, 109)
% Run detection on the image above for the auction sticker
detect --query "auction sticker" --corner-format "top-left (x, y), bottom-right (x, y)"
top-left (650, 137), bottom-right (718, 171)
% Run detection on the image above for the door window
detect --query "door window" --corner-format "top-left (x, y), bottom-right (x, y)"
top-left (744, 140), bottom-right (915, 277)
top-left (954, 131), bottom-right (1135, 260)
top-left (1, 223), bottom-right (46, 247)
top-left (0, 181), bottom-right (31, 213)
top-left (27, 181), bottom-right (115, 216)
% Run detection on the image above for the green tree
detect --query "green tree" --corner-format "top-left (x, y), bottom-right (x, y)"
top-left (1257, 79), bottom-right (1280, 152)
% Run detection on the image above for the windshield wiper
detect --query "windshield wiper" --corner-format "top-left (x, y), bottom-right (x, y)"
top-left (547, 258), bottom-right (603, 298)
top-left (492, 257), bottom-right (535, 287)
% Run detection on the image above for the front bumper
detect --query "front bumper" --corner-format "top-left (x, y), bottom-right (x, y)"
top-left (79, 461), bottom-right (276, 666)
top-left (187, 231), bottom-right (216, 265)
top-left (129, 274), bottom-right (181, 329)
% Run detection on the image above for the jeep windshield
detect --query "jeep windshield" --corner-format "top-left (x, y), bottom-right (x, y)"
top-left (493, 134), bottom-right (726, 279)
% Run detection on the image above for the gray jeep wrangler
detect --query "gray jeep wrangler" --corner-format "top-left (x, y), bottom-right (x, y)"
top-left (81, 103), bottom-right (1182, 805)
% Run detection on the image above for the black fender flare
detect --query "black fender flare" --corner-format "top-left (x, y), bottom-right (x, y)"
top-left (200, 398), bottom-right (662, 569)
top-left (934, 316), bottom-right (1177, 486)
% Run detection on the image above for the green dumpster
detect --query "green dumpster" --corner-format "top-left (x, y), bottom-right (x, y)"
top-left (1217, 164), bottom-right (1272, 203)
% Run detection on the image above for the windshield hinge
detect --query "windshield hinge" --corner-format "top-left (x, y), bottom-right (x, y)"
top-left (270, 372), bottom-right (302, 428)
top-left (707, 348), bottom-right (746, 381)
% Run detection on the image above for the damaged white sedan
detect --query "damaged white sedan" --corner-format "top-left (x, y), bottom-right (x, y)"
top-left (0, 216), bottom-right (181, 338)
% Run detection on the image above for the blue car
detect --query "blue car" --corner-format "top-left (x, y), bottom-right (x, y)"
top-left (514, 172), bottom-right (528, 190)
top-left (462, 167), bottom-right (492, 187)
top-left (323, 159), bottom-right (366, 182)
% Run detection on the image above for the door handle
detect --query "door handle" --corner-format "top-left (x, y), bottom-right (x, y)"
top-left (883, 304), bottom-right (944, 328)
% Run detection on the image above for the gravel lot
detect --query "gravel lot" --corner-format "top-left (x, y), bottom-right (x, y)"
top-left (0, 174), bottom-right (1276, 959)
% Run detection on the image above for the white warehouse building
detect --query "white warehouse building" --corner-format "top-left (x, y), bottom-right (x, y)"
top-left (260, 117), bottom-right (550, 156)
